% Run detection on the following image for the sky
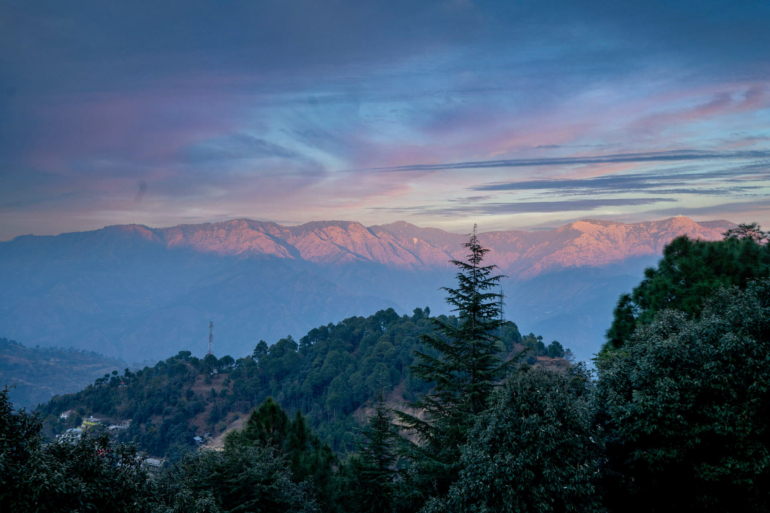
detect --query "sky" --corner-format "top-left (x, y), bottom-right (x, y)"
top-left (1, 0), bottom-right (769, 240)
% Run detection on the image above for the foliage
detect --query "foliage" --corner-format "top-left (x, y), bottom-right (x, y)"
top-left (38, 350), bottom-right (206, 458)
top-left (604, 230), bottom-right (770, 350)
top-left (518, 333), bottom-right (565, 360)
top-left (339, 393), bottom-right (398, 513)
top-left (16, 227), bottom-right (770, 513)
top-left (723, 222), bottom-right (769, 243)
top-left (395, 227), bottom-right (520, 506)
top-left (424, 365), bottom-right (604, 513)
top-left (38, 308), bottom-right (524, 458)
top-left (546, 340), bottom-right (565, 358)
top-left (226, 398), bottom-right (338, 510)
top-left (0, 386), bottom-right (152, 512)
top-left (150, 445), bottom-right (319, 513)
top-left (597, 280), bottom-right (770, 512)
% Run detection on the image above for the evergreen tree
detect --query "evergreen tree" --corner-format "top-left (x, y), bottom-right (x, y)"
top-left (226, 398), bottom-right (338, 511)
top-left (723, 222), bottom-right (769, 243)
top-left (597, 280), bottom-right (770, 512)
top-left (254, 340), bottom-right (269, 360)
top-left (424, 365), bottom-right (604, 513)
top-left (151, 444), bottom-right (319, 513)
top-left (342, 393), bottom-right (398, 513)
top-left (394, 226), bottom-right (517, 504)
top-left (230, 397), bottom-right (291, 448)
top-left (0, 387), bottom-right (152, 511)
top-left (603, 229), bottom-right (770, 351)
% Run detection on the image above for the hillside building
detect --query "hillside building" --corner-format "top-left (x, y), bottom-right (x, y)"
top-left (107, 420), bottom-right (131, 431)
top-left (81, 416), bottom-right (102, 429)
top-left (57, 428), bottom-right (83, 442)
top-left (142, 458), bottom-right (163, 472)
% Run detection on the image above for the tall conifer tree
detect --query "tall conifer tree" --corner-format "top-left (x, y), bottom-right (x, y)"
top-left (343, 393), bottom-right (398, 513)
top-left (395, 226), bottom-right (517, 503)
top-left (226, 398), bottom-right (338, 510)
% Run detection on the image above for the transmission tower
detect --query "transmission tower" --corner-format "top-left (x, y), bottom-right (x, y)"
top-left (207, 321), bottom-right (214, 356)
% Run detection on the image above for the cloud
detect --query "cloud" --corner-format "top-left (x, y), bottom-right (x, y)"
top-left (448, 195), bottom-right (494, 203)
top-left (649, 199), bottom-right (770, 218)
top-left (374, 197), bottom-right (676, 217)
top-left (187, 135), bottom-right (300, 164)
top-left (631, 87), bottom-right (770, 136)
top-left (365, 150), bottom-right (770, 174)
top-left (471, 162), bottom-right (770, 196)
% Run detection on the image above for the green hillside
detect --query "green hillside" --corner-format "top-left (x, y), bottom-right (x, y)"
top-left (0, 338), bottom-right (125, 408)
top-left (15, 232), bottom-right (770, 512)
top-left (37, 308), bottom-right (564, 458)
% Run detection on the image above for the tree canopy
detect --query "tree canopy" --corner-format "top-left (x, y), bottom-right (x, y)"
top-left (339, 393), bottom-right (399, 513)
top-left (604, 228), bottom-right (770, 350)
top-left (0, 387), bottom-right (152, 512)
top-left (226, 397), bottom-right (338, 509)
top-left (425, 365), bottom-right (604, 513)
top-left (597, 280), bottom-right (770, 512)
top-left (37, 307), bottom-right (526, 459)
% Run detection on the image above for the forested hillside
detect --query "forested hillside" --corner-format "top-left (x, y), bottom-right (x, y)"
top-left (0, 338), bottom-right (124, 408)
top-left (11, 229), bottom-right (770, 512)
top-left (38, 308), bottom-right (559, 458)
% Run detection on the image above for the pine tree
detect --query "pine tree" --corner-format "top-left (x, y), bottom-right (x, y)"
top-left (226, 398), bottom-right (338, 511)
top-left (344, 393), bottom-right (398, 513)
top-left (394, 226), bottom-right (517, 504)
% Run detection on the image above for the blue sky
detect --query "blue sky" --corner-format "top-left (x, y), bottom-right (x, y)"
top-left (1, 0), bottom-right (769, 240)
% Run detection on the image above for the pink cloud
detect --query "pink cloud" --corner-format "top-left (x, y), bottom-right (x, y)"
top-left (631, 86), bottom-right (769, 136)
top-left (25, 83), bottom-right (245, 177)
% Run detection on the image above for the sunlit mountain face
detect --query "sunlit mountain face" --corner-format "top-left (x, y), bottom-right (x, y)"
top-left (0, 216), bottom-right (731, 362)
top-left (1, 1), bottom-right (769, 242)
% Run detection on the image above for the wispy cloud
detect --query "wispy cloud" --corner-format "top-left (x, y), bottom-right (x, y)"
top-left (364, 150), bottom-right (770, 174)
top-left (649, 199), bottom-right (770, 217)
top-left (471, 162), bottom-right (770, 196)
top-left (374, 197), bottom-right (676, 217)
top-left (187, 135), bottom-right (300, 164)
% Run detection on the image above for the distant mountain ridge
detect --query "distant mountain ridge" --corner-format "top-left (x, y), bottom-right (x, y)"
top-left (11, 216), bottom-right (729, 275)
top-left (375, 217), bottom-right (731, 277)
top-left (0, 217), bottom-right (732, 363)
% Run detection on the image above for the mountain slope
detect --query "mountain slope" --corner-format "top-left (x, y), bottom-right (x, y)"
top-left (36, 309), bottom-right (535, 459)
top-left (0, 217), bottom-right (732, 362)
top-left (0, 338), bottom-right (124, 408)
top-left (8, 216), bottom-right (724, 274)
top-left (375, 217), bottom-right (730, 277)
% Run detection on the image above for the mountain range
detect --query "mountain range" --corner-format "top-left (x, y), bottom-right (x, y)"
top-left (0, 216), bottom-right (731, 363)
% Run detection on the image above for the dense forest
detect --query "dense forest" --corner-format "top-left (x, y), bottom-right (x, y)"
top-left (38, 306), bottom-right (562, 458)
top-left (0, 338), bottom-right (124, 408)
top-left (6, 225), bottom-right (770, 512)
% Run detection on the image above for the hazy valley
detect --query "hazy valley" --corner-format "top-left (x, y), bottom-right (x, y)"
top-left (0, 337), bottom-right (125, 408)
top-left (0, 216), bottom-right (730, 364)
